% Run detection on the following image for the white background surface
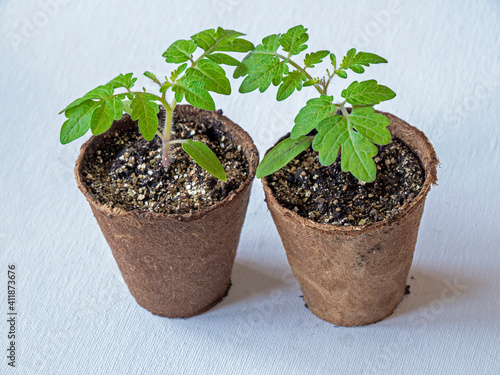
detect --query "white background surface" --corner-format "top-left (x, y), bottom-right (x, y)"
top-left (1, 0), bottom-right (499, 374)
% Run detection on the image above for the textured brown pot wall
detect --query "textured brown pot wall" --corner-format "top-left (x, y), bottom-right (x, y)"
top-left (262, 112), bottom-right (438, 326)
top-left (75, 105), bottom-right (259, 318)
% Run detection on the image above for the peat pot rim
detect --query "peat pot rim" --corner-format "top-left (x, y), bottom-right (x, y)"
top-left (75, 104), bottom-right (259, 222)
top-left (262, 111), bottom-right (438, 236)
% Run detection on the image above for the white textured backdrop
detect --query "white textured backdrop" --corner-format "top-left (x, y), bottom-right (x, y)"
top-left (1, 0), bottom-right (499, 374)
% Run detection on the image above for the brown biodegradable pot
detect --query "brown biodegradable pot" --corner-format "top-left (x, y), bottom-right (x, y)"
top-left (262, 112), bottom-right (438, 326)
top-left (75, 105), bottom-right (259, 318)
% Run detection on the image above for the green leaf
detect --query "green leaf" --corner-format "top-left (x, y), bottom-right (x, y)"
top-left (159, 82), bottom-right (172, 93)
top-left (59, 84), bottom-right (114, 114)
top-left (261, 34), bottom-right (281, 53)
top-left (181, 140), bottom-right (227, 181)
top-left (303, 79), bottom-right (319, 87)
top-left (206, 53), bottom-right (241, 66)
top-left (174, 89), bottom-right (183, 103)
top-left (185, 59), bottom-right (231, 95)
top-left (122, 100), bottom-right (132, 114)
top-left (238, 34), bottom-right (287, 93)
top-left (240, 34), bottom-right (280, 69)
top-left (130, 93), bottom-right (159, 141)
top-left (312, 115), bottom-right (348, 164)
top-left (350, 65), bottom-right (365, 74)
top-left (271, 62), bottom-right (289, 86)
top-left (233, 62), bottom-right (248, 79)
top-left (304, 50), bottom-right (329, 68)
top-left (280, 25), bottom-right (308, 55)
top-left (144, 71), bottom-right (160, 84)
top-left (349, 107), bottom-right (391, 145)
top-left (330, 53), bottom-right (337, 69)
top-left (336, 69), bottom-right (347, 79)
top-left (173, 79), bottom-right (215, 110)
top-left (340, 48), bottom-right (357, 69)
top-left (83, 84), bottom-right (114, 100)
top-left (111, 97), bottom-right (123, 121)
top-left (340, 131), bottom-right (378, 183)
top-left (191, 28), bottom-right (238, 51)
top-left (59, 97), bottom-right (90, 115)
top-left (191, 27), bottom-right (253, 53)
top-left (170, 63), bottom-right (188, 83)
top-left (239, 57), bottom-right (286, 93)
top-left (60, 100), bottom-right (95, 144)
top-left (91, 99), bottom-right (116, 136)
top-left (256, 136), bottom-right (312, 178)
top-left (340, 48), bottom-right (388, 74)
top-left (341, 48), bottom-right (388, 68)
top-left (163, 39), bottom-right (197, 63)
top-left (276, 71), bottom-right (306, 101)
top-left (291, 95), bottom-right (335, 139)
top-left (108, 73), bottom-right (136, 90)
top-left (341, 80), bottom-right (396, 106)
top-left (217, 38), bottom-right (254, 53)
top-left (353, 52), bottom-right (387, 65)
top-left (312, 114), bottom-right (379, 182)
top-left (237, 34), bottom-right (282, 86)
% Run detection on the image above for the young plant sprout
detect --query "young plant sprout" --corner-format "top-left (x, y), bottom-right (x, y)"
top-left (236, 25), bottom-right (396, 182)
top-left (59, 27), bottom-right (254, 181)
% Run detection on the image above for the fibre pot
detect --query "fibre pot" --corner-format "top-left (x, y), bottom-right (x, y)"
top-left (75, 105), bottom-right (259, 317)
top-left (262, 112), bottom-right (438, 326)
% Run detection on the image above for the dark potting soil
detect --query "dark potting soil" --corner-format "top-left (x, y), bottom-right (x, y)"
top-left (82, 113), bottom-right (249, 214)
top-left (267, 138), bottom-right (424, 226)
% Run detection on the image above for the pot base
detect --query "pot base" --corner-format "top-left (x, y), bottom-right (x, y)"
top-left (135, 282), bottom-right (232, 318)
top-left (304, 284), bottom-right (404, 327)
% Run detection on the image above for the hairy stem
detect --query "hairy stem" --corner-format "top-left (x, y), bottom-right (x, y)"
top-left (163, 107), bottom-right (173, 168)
top-left (158, 98), bottom-right (177, 169)
top-left (323, 71), bottom-right (336, 95)
top-left (192, 37), bottom-right (228, 66)
top-left (156, 105), bottom-right (168, 167)
top-left (339, 102), bottom-right (349, 117)
top-left (275, 53), bottom-right (325, 95)
top-left (164, 139), bottom-right (186, 145)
